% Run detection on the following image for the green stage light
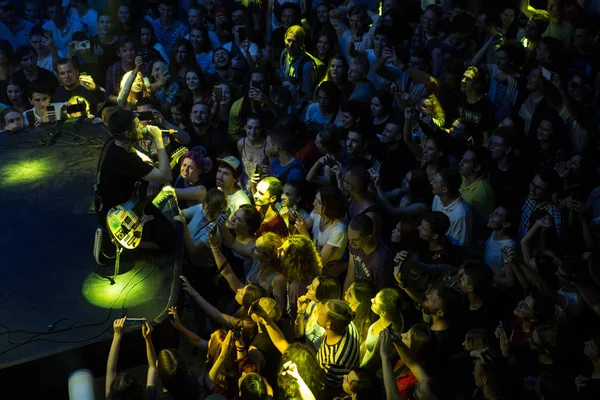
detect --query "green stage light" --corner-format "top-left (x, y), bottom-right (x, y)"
top-left (1, 158), bottom-right (53, 186)
top-left (82, 259), bottom-right (163, 308)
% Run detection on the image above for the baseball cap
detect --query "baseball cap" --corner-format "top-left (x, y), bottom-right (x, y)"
top-left (217, 155), bottom-right (241, 172)
top-left (257, 297), bottom-right (282, 321)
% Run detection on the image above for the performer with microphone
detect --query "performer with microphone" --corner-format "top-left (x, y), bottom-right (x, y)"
top-left (93, 109), bottom-right (176, 265)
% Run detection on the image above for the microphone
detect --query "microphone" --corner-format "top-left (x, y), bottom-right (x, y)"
top-left (142, 127), bottom-right (178, 136)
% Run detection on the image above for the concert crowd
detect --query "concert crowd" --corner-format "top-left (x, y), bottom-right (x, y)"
top-left (2, 0), bottom-right (600, 399)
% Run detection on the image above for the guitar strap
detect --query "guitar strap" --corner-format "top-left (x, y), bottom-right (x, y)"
top-left (94, 139), bottom-right (115, 213)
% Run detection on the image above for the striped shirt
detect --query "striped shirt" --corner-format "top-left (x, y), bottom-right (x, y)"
top-left (317, 322), bottom-right (360, 389)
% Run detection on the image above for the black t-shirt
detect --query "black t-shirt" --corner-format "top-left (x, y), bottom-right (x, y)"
top-left (379, 143), bottom-right (417, 192)
top-left (98, 141), bottom-right (154, 214)
top-left (456, 94), bottom-right (495, 146)
top-left (54, 84), bottom-right (105, 116)
top-left (187, 125), bottom-right (230, 160)
top-left (11, 68), bottom-right (59, 96)
top-left (90, 35), bottom-right (120, 86)
top-left (489, 159), bottom-right (530, 208)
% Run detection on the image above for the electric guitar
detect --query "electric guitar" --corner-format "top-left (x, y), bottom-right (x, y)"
top-left (105, 146), bottom-right (188, 249)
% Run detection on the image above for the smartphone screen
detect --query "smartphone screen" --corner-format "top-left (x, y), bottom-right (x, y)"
top-left (137, 111), bottom-right (155, 121)
top-left (237, 27), bottom-right (247, 42)
top-left (214, 86), bottom-right (222, 102)
top-left (161, 64), bottom-right (169, 75)
top-left (541, 67), bottom-right (551, 80)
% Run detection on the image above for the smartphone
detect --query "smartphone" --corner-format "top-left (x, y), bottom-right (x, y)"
top-left (137, 111), bottom-right (155, 121)
top-left (326, 157), bottom-right (339, 168)
top-left (214, 86), bottom-right (222, 102)
top-left (251, 80), bottom-right (264, 90)
top-left (232, 327), bottom-right (242, 341)
top-left (541, 66), bottom-right (552, 80)
top-left (44, 29), bottom-right (53, 38)
top-left (66, 102), bottom-right (86, 114)
top-left (237, 26), bottom-right (247, 42)
top-left (254, 164), bottom-right (263, 176)
top-left (75, 40), bottom-right (90, 51)
top-left (161, 64), bottom-right (169, 75)
top-left (124, 318), bottom-right (145, 325)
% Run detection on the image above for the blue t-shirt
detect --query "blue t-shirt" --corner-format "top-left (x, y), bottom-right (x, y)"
top-left (271, 157), bottom-right (305, 183)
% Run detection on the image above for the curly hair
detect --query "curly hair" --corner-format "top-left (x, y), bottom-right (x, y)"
top-left (278, 343), bottom-right (324, 400)
top-left (258, 232), bottom-right (284, 267)
top-left (280, 235), bottom-right (322, 283)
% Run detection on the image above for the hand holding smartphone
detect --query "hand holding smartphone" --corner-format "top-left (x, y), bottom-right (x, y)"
top-left (541, 66), bottom-right (552, 80)
top-left (214, 86), bottom-right (223, 102)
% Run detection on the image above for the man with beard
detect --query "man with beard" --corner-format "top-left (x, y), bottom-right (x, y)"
top-left (421, 287), bottom-right (466, 374)
top-left (377, 117), bottom-right (417, 192)
top-left (518, 168), bottom-right (565, 242)
top-left (54, 58), bottom-right (104, 115)
top-left (210, 47), bottom-right (245, 100)
top-left (253, 176), bottom-right (288, 238)
top-left (215, 156), bottom-right (250, 219)
top-left (187, 102), bottom-right (229, 160)
top-left (278, 25), bottom-right (319, 99)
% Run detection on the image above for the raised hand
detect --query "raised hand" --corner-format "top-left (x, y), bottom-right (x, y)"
top-left (494, 322), bottom-right (513, 358)
top-left (281, 360), bottom-right (302, 381)
top-left (173, 215), bottom-right (187, 224)
top-left (113, 317), bottom-right (127, 335)
top-left (535, 215), bottom-right (553, 229)
top-left (141, 319), bottom-right (152, 340)
top-left (379, 329), bottom-right (393, 358)
top-left (179, 275), bottom-right (197, 296)
top-left (134, 55), bottom-right (143, 72)
top-left (168, 305), bottom-right (183, 330)
top-left (79, 74), bottom-right (97, 90)
top-left (297, 295), bottom-right (310, 314)
top-left (220, 330), bottom-right (234, 356)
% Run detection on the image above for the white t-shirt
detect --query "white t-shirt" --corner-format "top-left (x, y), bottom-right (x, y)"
top-left (226, 188), bottom-right (251, 220)
top-left (67, 7), bottom-right (99, 36)
top-left (484, 232), bottom-right (517, 278)
top-left (310, 212), bottom-right (348, 263)
top-left (432, 196), bottom-right (473, 247)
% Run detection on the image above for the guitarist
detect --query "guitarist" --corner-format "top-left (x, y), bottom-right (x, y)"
top-left (95, 109), bottom-right (175, 262)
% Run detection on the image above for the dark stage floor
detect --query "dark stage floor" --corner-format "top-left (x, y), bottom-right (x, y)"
top-left (0, 122), bottom-right (182, 395)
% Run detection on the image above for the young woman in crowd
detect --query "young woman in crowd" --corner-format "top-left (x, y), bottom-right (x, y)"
top-left (345, 280), bottom-right (378, 351)
top-left (170, 39), bottom-right (198, 79)
top-left (185, 67), bottom-right (212, 105)
top-left (117, 57), bottom-right (150, 109)
top-left (4, 79), bottom-right (27, 112)
top-left (322, 55), bottom-right (353, 103)
top-left (369, 91), bottom-right (394, 137)
top-left (238, 113), bottom-right (267, 191)
top-left (136, 20), bottom-right (169, 64)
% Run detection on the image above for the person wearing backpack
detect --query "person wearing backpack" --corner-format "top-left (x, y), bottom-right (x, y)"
top-left (278, 25), bottom-right (324, 100)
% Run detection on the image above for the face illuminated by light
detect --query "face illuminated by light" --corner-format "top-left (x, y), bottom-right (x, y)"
top-left (180, 157), bottom-right (202, 183)
top-left (253, 180), bottom-right (273, 207)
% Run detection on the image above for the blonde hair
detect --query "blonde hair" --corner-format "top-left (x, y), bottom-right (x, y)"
top-left (120, 70), bottom-right (150, 106)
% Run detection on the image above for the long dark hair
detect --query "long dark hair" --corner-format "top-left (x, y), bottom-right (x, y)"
top-left (350, 280), bottom-right (378, 343)
top-left (170, 39), bottom-right (198, 76)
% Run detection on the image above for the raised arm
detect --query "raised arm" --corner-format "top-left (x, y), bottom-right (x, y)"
top-left (168, 306), bottom-right (208, 349)
top-left (381, 331), bottom-right (406, 400)
top-left (209, 330), bottom-right (234, 385)
top-left (117, 56), bottom-right (143, 108)
top-left (180, 275), bottom-right (237, 329)
top-left (219, 223), bottom-right (253, 259)
top-left (141, 320), bottom-right (158, 388)
top-left (392, 337), bottom-right (427, 382)
top-left (210, 234), bottom-right (244, 293)
top-left (403, 108), bottom-right (423, 159)
top-left (105, 317), bottom-right (126, 397)
top-left (254, 313), bottom-right (291, 354)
